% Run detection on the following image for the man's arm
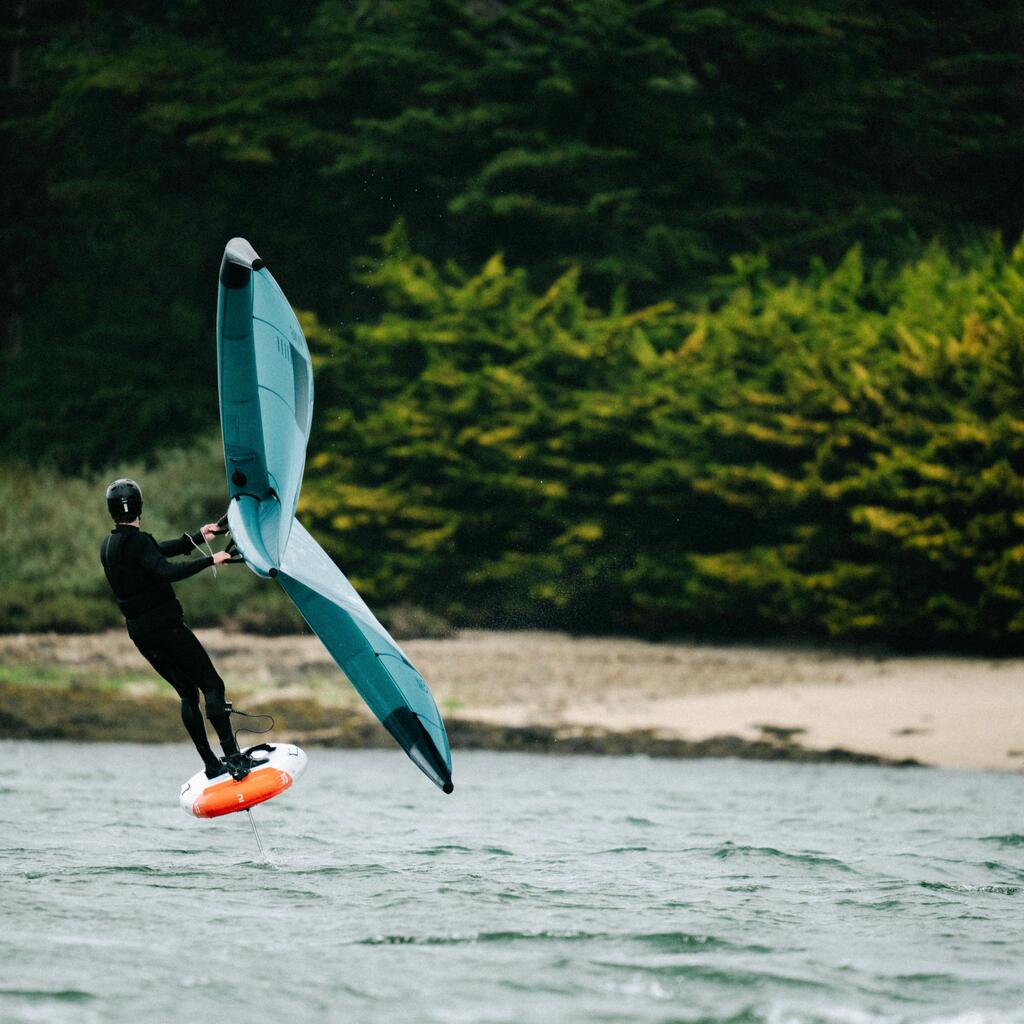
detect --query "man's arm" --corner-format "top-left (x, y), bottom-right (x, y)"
top-left (157, 530), bottom-right (206, 557)
top-left (141, 534), bottom-right (214, 582)
top-left (158, 521), bottom-right (224, 556)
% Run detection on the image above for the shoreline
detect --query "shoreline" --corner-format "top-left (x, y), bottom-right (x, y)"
top-left (0, 681), bottom-right (919, 768)
top-left (1, 629), bottom-right (1020, 771)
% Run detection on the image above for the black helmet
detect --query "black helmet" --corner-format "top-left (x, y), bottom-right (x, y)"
top-left (106, 478), bottom-right (143, 521)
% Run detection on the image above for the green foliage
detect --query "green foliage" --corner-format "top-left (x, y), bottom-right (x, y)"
top-left (0, 431), bottom-right (453, 637)
top-left (3, 1), bottom-right (1022, 466)
top-left (664, 239), bottom-right (1024, 647)
top-left (303, 229), bottom-right (1024, 649)
top-left (0, 438), bottom-right (275, 633)
top-left (223, 589), bottom-right (308, 637)
top-left (4, 2), bottom-right (1023, 646)
top-left (303, 221), bottom-right (685, 629)
top-left (5, 229), bottom-right (1024, 649)
top-left (376, 604), bottom-right (454, 641)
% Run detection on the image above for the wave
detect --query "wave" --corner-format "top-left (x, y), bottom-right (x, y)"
top-left (357, 929), bottom-right (739, 949)
top-left (357, 929), bottom-right (607, 946)
top-left (0, 989), bottom-right (95, 1003)
top-left (981, 834), bottom-right (1024, 848)
top-left (704, 1004), bottom-right (1024, 1024)
top-left (634, 931), bottom-right (733, 951)
top-left (594, 960), bottom-right (830, 990)
top-left (714, 842), bottom-right (854, 871)
top-left (920, 881), bottom-right (1020, 896)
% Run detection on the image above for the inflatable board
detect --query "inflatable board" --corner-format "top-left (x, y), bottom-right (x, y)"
top-left (179, 743), bottom-right (307, 819)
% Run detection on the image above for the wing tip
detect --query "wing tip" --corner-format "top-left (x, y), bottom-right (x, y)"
top-left (220, 237), bottom-right (265, 288)
top-left (382, 707), bottom-right (454, 794)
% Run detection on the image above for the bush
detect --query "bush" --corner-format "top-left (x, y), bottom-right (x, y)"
top-left (223, 589), bottom-right (308, 636)
top-left (8, 232), bottom-right (1024, 651)
top-left (0, 438), bottom-right (270, 633)
top-left (302, 229), bottom-right (1024, 650)
top-left (377, 603), bottom-right (453, 640)
top-left (0, 584), bottom-right (119, 634)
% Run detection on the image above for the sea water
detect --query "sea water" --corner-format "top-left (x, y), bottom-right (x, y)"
top-left (1, 742), bottom-right (1022, 1024)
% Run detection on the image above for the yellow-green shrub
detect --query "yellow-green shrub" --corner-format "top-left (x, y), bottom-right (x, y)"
top-left (304, 229), bottom-right (1024, 649)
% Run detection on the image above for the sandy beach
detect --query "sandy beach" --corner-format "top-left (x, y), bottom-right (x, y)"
top-left (2, 628), bottom-right (1021, 771)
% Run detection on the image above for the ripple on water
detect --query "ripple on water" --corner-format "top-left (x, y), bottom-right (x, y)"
top-left (834, 897), bottom-right (905, 910)
top-left (282, 863), bottom-right (389, 877)
top-left (920, 881), bottom-right (1020, 896)
top-left (633, 931), bottom-right (729, 951)
top-left (981, 834), bottom-right (1024, 847)
top-left (593, 960), bottom-right (830, 991)
top-left (356, 928), bottom-right (752, 951)
top-left (357, 929), bottom-right (607, 946)
top-left (0, 989), bottom-right (95, 1003)
top-left (713, 843), bottom-right (854, 872)
top-left (4, 746), bottom-right (1024, 1023)
top-left (413, 844), bottom-right (474, 856)
top-left (981, 860), bottom-right (1024, 880)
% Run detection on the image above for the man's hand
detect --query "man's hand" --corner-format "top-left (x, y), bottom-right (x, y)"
top-left (212, 551), bottom-right (233, 565)
top-left (201, 522), bottom-right (225, 542)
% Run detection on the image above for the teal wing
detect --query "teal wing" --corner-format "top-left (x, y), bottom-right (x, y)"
top-left (216, 237), bottom-right (453, 793)
top-left (217, 237), bottom-right (312, 564)
top-left (278, 519), bottom-right (453, 793)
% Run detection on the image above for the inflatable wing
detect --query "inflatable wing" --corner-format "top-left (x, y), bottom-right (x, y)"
top-left (217, 238), bottom-right (454, 793)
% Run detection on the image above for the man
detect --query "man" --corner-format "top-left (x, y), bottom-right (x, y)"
top-left (100, 477), bottom-right (259, 781)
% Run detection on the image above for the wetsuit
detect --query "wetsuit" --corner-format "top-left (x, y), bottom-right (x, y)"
top-left (100, 524), bottom-right (239, 769)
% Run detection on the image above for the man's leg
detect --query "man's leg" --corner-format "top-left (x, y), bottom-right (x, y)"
top-left (179, 689), bottom-right (224, 774)
top-left (160, 623), bottom-right (240, 759)
top-left (135, 636), bottom-right (223, 774)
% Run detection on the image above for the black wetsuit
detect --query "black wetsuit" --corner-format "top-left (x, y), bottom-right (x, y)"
top-left (100, 525), bottom-right (238, 768)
